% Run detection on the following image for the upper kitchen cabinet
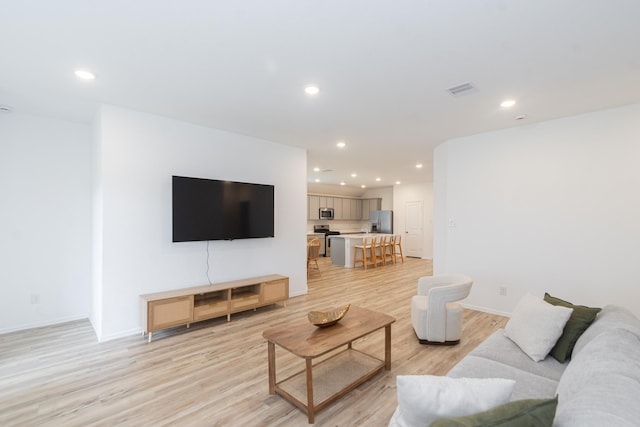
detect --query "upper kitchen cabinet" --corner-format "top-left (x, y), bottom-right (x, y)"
top-left (318, 196), bottom-right (334, 209)
top-left (352, 199), bottom-right (362, 219)
top-left (341, 198), bottom-right (362, 220)
top-left (332, 197), bottom-right (343, 219)
top-left (308, 196), bottom-right (320, 220)
top-left (308, 196), bottom-right (379, 221)
top-left (361, 198), bottom-right (382, 220)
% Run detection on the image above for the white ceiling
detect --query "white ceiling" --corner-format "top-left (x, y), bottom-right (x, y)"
top-left (2, 1), bottom-right (639, 191)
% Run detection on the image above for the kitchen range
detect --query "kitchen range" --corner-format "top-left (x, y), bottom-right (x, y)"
top-left (313, 225), bottom-right (341, 257)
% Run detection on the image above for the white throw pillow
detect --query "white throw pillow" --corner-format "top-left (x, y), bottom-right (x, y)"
top-left (504, 292), bottom-right (574, 362)
top-left (394, 375), bottom-right (515, 427)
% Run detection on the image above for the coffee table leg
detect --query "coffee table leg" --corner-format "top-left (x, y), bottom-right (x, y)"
top-left (268, 341), bottom-right (276, 394)
top-left (306, 358), bottom-right (315, 423)
top-left (384, 325), bottom-right (391, 370)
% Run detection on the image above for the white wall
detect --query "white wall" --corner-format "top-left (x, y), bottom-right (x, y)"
top-left (434, 104), bottom-right (640, 317)
top-left (94, 105), bottom-right (307, 341)
top-left (0, 113), bottom-right (92, 333)
top-left (90, 112), bottom-right (104, 338)
top-left (393, 182), bottom-right (433, 259)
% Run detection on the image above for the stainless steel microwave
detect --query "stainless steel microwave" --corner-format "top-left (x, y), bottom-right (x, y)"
top-left (319, 208), bottom-right (334, 220)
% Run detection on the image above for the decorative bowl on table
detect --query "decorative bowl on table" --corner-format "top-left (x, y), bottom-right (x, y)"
top-left (308, 304), bottom-right (351, 327)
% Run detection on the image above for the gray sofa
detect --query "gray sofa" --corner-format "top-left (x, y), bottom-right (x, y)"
top-left (446, 305), bottom-right (640, 426)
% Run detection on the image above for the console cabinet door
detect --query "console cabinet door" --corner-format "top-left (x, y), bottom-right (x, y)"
top-left (148, 296), bottom-right (193, 332)
top-left (262, 279), bottom-right (289, 303)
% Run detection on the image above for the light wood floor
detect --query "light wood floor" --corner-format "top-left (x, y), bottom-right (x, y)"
top-left (0, 257), bottom-right (507, 426)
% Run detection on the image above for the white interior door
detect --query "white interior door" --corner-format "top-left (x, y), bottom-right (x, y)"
top-left (404, 201), bottom-right (423, 258)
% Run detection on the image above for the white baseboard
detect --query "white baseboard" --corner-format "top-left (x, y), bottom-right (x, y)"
top-left (98, 327), bottom-right (143, 342)
top-left (289, 289), bottom-right (308, 298)
top-left (0, 314), bottom-right (89, 335)
top-left (461, 303), bottom-right (512, 318)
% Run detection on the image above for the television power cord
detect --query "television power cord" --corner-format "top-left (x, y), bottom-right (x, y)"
top-left (206, 240), bottom-right (213, 285)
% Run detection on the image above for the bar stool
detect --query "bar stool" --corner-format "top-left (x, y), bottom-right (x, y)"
top-left (353, 236), bottom-right (377, 269)
top-left (392, 234), bottom-right (404, 263)
top-left (373, 235), bottom-right (386, 266)
top-left (382, 235), bottom-right (395, 265)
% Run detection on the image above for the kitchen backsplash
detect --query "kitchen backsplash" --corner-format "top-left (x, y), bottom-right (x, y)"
top-left (307, 220), bottom-right (372, 233)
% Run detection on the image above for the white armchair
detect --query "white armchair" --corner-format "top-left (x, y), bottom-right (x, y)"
top-left (411, 274), bottom-right (473, 345)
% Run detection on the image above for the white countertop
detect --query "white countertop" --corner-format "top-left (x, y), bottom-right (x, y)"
top-left (329, 233), bottom-right (393, 239)
top-left (338, 229), bottom-right (368, 234)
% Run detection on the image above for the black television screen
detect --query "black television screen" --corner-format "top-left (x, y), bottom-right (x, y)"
top-left (172, 175), bottom-right (274, 242)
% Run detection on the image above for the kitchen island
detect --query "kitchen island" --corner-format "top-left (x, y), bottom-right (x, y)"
top-left (329, 234), bottom-right (394, 268)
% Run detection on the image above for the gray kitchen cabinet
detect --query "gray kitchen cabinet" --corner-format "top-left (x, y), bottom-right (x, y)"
top-left (362, 198), bottom-right (381, 220)
top-left (351, 199), bottom-right (362, 220)
top-left (362, 199), bottom-right (371, 220)
top-left (318, 196), bottom-right (334, 209)
top-left (308, 195), bottom-right (380, 221)
top-left (333, 197), bottom-right (343, 219)
top-left (308, 196), bottom-right (320, 220)
top-left (342, 198), bottom-right (352, 219)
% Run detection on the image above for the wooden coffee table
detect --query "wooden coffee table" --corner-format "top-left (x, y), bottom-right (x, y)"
top-left (262, 305), bottom-right (395, 423)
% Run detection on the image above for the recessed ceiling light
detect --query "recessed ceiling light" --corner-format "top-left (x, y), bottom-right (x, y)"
top-left (304, 85), bottom-right (319, 95)
top-left (500, 99), bottom-right (516, 108)
top-left (336, 141), bottom-right (346, 148)
top-left (514, 114), bottom-right (528, 120)
top-left (74, 69), bottom-right (96, 80)
top-left (351, 173), bottom-right (357, 178)
top-left (361, 185), bottom-right (366, 188)
top-left (0, 104), bottom-right (12, 113)
top-left (416, 164), bottom-right (423, 169)
top-left (313, 167), bottom-right (320, 172)
top-left (340, 182), bottom-right (345, 186)
top-left (375, 177), bottom-right (381, 182)
top-left (315, 178), bottom-right (320, 183)
top-left (395, 181), bottom-right (401, 185)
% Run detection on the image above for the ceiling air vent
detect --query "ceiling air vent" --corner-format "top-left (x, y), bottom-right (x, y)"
top-left (446, 82), bottom-right (476, 97)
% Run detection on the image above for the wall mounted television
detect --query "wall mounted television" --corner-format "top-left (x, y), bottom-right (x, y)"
top-left (172, 175), bottom-right (275, 242)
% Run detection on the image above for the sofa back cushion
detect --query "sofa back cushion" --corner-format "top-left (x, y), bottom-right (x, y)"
top-left (572, 305), bottom-right (640, 358)
top-left (554, 328), bottom-right (640, 426)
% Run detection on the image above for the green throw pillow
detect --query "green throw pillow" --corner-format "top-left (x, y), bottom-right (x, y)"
top-left (429, 396), bottom-right (558, 427)
top-left (543, 293), bottom-right (601, 362)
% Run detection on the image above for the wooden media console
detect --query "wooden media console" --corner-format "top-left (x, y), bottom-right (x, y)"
top-left (140, 274), bottom-right (289, 342)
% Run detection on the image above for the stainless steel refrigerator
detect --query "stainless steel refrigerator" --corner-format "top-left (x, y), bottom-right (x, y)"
top-left (370, 210), bottom-right (393, 234)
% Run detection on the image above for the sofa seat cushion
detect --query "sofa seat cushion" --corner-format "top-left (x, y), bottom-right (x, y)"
top-left (448, 355), bottom-right (559, 401)
top-left (465, 330), bottom-right (567, 381)
top-left (554, 328), bottom-right (640, 426)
